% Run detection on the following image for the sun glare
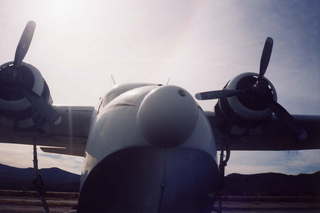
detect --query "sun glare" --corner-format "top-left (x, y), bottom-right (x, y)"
top-left (35, 0), bottom-right (89, 24)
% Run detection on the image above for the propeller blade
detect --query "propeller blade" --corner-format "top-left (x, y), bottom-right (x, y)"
top-left (14, 21), bottom-right (36, 66)
top-left (20, 88), bottom-right (61, 125)
top-left (259, 37), bottom-right (273, 78)
top-left (270, 102), bottom-right (307, 141)
top-left (195, 89), bottom-right (244, 100)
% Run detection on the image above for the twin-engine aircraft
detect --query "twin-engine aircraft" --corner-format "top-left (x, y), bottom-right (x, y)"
top-left (0, 21), bottom-right (319, 213)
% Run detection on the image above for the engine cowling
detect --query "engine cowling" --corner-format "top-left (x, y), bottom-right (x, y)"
top-left (216, 72), bottom-right (277, 124)
top-left (0, 61), bottom-right (52, 129)
top-left (196, 38), bottom-right (305, 139)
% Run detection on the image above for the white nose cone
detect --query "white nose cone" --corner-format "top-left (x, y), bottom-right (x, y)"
top-left (137, 86), bottom-right (199, 147)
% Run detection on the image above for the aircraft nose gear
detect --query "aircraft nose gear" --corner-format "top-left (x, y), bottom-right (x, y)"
top-left (212, 142), bottom-right (231, 213)
top-left (33, 135), bottom-right (50, 213)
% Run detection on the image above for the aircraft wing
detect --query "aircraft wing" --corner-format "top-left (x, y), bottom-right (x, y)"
top-left (206, 112), bottom-right (320, 151)
top-left (0, 106), bottom-right (94, 157)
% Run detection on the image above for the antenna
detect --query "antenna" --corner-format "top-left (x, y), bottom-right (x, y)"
top-left (110, 74), bottom-right (116, 85)
top-left (166, 78), bottom-right (170, 85)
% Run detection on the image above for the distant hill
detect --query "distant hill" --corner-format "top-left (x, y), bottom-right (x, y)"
top-left (224, 171), bottom-right (320, 196)
top-left (0, 164), bottom-right (319, 195)
top-left (0, 164), bottom-right (79, 192)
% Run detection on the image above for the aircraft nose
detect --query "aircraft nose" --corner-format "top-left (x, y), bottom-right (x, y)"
top-left (137, 85), bottom-right (199, 147)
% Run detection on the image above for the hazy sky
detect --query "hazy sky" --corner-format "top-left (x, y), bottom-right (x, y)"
top-left (0, 0), bottom-right (319, 175)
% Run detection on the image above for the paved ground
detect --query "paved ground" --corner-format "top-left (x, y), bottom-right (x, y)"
top-left (0, 190), bottom-right (77, 213)
top-left (0, 190), bottom-right (319, 213)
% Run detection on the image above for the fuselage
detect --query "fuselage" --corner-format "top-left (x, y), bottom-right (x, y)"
top-left (78, 83), bottom-right (220, 213)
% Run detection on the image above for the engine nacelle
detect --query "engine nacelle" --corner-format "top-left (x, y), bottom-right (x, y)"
top-left (0, 61), bottom-right (52, 129)
top-left (215, 72), bottom-right (277, 127)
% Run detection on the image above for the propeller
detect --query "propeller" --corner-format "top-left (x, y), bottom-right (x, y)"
top-left (195, 89), bottom-right (245, 100)
top-left (14, 21), bottom-right (36, 67)
top-left (258, 37), bottom-right (273, 82)
top-left (195, 37), bottom-right (307, 140)
top-left (195, 37), bottom-right (274, 100)
top-left (0, 21), bottom-right (60, 126)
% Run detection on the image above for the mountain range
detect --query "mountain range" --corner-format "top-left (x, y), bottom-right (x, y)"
top-left (0, 164), bottom-right (79, 192)
top-left (0, 164), bottom-right (319, 195)
top-left (224, 171), bottom-right (320, 196)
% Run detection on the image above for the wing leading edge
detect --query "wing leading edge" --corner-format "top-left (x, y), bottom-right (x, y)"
top-left (206, 112), bottom-right (320, 151)
top-left (1, 105), bottom-right (319, 155)
top-left (0, 106), bottom-right (94, 156)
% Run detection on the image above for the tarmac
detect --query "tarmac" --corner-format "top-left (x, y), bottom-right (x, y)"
top-left (0, 190), bottom-right (319, 213)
